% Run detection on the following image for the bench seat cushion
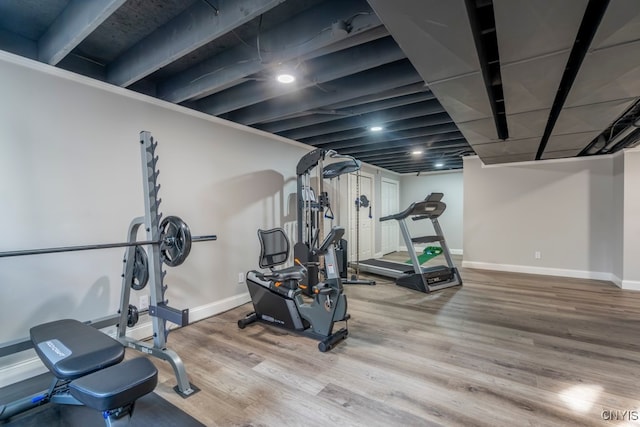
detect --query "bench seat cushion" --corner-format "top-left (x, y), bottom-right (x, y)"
top-left (69, 357), bottom-right (158, 411)
top-left (30, 319), bottom-right (124, 380)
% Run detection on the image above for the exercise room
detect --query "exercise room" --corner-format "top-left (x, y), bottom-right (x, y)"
top-left (1, 1), bottom-right (639, 426)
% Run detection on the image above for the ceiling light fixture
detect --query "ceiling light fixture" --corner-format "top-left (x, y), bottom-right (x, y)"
top-left (411, 150), bottom-right (423, 155)
top-left (276, 73), bottom-right (295, 84)
top-left (370, 126), bottom-right (383, 132)
top-left (435, 162), bottom-right (444, 167)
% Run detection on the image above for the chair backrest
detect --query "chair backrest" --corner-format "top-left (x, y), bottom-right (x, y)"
top-left (257, 228), bottom-right (290, 269)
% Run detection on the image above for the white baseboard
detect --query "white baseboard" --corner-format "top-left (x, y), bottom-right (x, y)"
top-left (461, 261), bottom-right (613, 282)
top-left (621, 279), bottom-right (640, 291)
top-left (0, 355), bottom-right (48, 389)
top-left (610, 274), bottom-right (623, 288)
top-left (189, 292), bottom-right (251, 323)
top-left (113, 292), bottom-right (252, 341)
top-left (0, 292), bottom-right (251, 388)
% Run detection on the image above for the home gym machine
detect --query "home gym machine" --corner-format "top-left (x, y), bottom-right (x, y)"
top-left (237, 226), bottom-right (349, 352)
top-left (293, 148), bottom-right (374, 292)
top-left (0, 132), bottom-right (217, 417)
top-left (353, 193), bottom-right (462, 293)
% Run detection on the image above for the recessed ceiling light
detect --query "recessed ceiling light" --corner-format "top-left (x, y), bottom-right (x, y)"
top-left (276, 73), bottom-right (295, 84)
top-left (435, 162), bottom-right (444, 167)
top-left (411, 150), bottom-right (423, 155)
top-left (370, 126), bottom-right (383, 132)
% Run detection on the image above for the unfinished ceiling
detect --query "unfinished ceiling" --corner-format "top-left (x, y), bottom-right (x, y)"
top-left (1, 0), bottom-right (639, 174)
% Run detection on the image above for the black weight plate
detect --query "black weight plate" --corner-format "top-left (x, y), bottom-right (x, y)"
top-left (127, 304), bottom-right (139, 327)
top-left (160, 216), bottom-right (192, 267)
top-left (131, 246), bottom-right (149, 290)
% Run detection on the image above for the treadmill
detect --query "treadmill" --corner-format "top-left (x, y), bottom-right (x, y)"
top-left (354, 193), bottom-right (462, 293)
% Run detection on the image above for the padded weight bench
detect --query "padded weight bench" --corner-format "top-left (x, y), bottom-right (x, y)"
top-left (0, 319), bottom-right (158, 426)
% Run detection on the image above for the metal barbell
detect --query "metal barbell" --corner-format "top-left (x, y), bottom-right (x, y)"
top-left (0, 216), bottom-right (216, 268)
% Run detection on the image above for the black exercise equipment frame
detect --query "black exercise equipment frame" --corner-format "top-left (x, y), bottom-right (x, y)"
top-left (294, 148), bottom-right (374, 293)
top-left (354, 193), bottom-right (462, 293)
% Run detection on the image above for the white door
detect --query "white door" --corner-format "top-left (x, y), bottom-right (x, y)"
top-left (380, 178), bottom-right (400, 254)
top-left (348, 172), bottom-right (374, 262)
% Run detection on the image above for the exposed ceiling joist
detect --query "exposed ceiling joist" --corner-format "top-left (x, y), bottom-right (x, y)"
top-left (374, 155), bottom-right (467, 168)
top-left (340, 132), bottom-right (465, 156)
top-left (258, 82), bottom-right (429, 133)
top-left (9, 0), bottom-right (638, 173)
top-left (313, 124), bottom-right (461, 151)
top-left (158, 0), bottom-right (382, 103)
top-left (196, 35), bottom-right (405, 115)
top-left (107, 0), bottom-right (285, 87)
top-left (39, 0), bottom-right (126, 65)
top-left (349, 144), bottom-right (470, 163)
top-left (277, 98), bottom-right (444, 140)
top-left (277, 91), bottom-right (436, 139)
top-left (297, 113), bottom-right (454, 145)
top-left (226, 59), bottom-right (421, 125)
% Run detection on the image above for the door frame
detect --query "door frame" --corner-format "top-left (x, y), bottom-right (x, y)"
top-left (347, 170), bottom-right (375, 262)
top-left (380, 177), bottom-right (400, 255)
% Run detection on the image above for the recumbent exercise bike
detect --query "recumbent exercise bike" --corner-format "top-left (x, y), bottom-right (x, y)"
top-left (238, 226), bottom-right (349, 352)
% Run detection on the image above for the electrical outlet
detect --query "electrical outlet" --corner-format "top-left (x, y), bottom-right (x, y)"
top-left (139, 295), bottom-right (149, 311)
top-left (534, 251), bottom-right (541, 260)
top-left (238, 272), bottom-right (245, 283)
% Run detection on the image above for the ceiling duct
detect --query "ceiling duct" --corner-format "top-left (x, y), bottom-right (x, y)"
top-left (582, 100), bottom-right (640, 154)
top-left (464, 0), bottom-right (508, 140)
top-left (535, 0), bottom-right (611, 159)
top-left (548, 1), bottom-right (640, 159)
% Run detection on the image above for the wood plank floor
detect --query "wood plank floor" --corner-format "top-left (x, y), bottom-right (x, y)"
top-left (147, 255), bottom-right (640, 426)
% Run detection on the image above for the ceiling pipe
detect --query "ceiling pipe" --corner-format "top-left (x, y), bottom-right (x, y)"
top-left (601, 117), bottom-right (640, 153)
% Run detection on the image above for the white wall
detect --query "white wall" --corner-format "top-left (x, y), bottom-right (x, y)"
top-left (0, 52), bottom-right (312, 383)
top-left (462, 155), bottom-right (614, 280)
top-left (611, 153), bottom-right (625, 283)
top-left (399, 171), bottom-right (463, 252)
top-left (622, 149), bottom-right (640, 289)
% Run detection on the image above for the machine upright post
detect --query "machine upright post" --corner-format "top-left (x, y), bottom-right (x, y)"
top-left (139, 131), bottom-right (167, 350)
top-left (134, 131), bottom-right (196, 397)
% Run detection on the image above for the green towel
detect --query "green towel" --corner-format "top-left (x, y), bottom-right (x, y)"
top-left (405, 246), bottom-right (443, 265)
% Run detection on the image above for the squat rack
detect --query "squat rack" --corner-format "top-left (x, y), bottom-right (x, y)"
top-left (0, 131), bottom-right (217, 397)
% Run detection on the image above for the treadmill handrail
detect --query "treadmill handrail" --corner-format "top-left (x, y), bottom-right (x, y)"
top-left (412, 204), bottom-right (446, 220)
top-left (380, 200), bottom-right (444, 222)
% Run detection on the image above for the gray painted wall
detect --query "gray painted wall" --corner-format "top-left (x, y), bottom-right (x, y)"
top-left (623, 150), bottom-right (640, 287)
top-left (462, 156), bottom-right (614, 279)
top-left (612, 154), bottom-right (625, 282)
top-left (0, 52), bottom-right (312, 382)
top-left (399, 171), bottom-right (463, 252)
